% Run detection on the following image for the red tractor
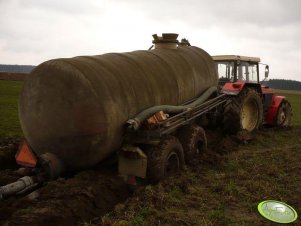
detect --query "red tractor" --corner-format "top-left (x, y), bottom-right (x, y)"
top-left (212, 55), bottom-right (292, 133)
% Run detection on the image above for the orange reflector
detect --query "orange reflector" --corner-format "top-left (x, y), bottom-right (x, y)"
top-left (15, 140), bottom-right (37, 168)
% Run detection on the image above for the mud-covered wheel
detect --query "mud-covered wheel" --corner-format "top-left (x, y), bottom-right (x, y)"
top-left (177, 124), bottom-right (207, 163)
top-left (146, 135), bottom-right (184, 183)
top-left (223, 88), bottom-right (263, 133)
top-left (276, 99), bottom-right (292, 126)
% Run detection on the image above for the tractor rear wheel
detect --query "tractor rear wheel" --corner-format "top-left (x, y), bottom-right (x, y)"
top-left (177, 124), bottom-right (207, 163)
top-left (223, 88), bottom-right (263, 133)
top-left (146, 135), bottom-right (184, 183)
top-left (276, 99), bottom-right (292, 126)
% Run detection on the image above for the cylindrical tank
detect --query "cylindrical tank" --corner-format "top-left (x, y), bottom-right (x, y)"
top-left (19, 35), bottom-right (218, 171)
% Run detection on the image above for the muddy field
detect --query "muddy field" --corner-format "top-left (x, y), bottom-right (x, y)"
top-left (0, 128), bottom-right (239, 225)
top-left (1, 126), bottom-right (300, 226)
top-left (0, 138), bottom-right (130, 226)
top-left (0, 73), bottom-right (27, 81)
top-left (103, 126), bottom-right (301, 226)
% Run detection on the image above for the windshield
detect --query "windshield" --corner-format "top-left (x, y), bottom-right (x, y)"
top-left (237, 63), bottom-right (258, 83)
top-left (215, 61), bottom-right (259, 83)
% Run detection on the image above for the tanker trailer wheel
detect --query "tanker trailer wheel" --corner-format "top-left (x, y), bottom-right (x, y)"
top-left (223, 88), bottom-right (263, 133)
top-left (177, 124), bottom-right (207, 164)
top-left (276, 99), bottom-right (292, 127)
top-left (146, 135), bottom-right (185, 183)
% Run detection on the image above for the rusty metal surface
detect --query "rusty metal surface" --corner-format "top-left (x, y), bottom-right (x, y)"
top-left (19, 46), bottom-right (218, 171)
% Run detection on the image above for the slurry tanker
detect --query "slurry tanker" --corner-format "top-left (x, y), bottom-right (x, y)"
top-left (0, 34), bottom-right (291, 198)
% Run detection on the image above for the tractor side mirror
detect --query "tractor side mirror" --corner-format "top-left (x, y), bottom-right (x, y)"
top-left (265, 65), bottom-right (269, 78)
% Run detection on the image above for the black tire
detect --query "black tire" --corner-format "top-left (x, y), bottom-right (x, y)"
top-left (177, 124), bottom-right (207, 163)
top-left (223, 88), bottom-right (263, 133)
top-left (146, 135), bottom-right (184, 183)
top-left (276, 99), bottom-right (292, 126)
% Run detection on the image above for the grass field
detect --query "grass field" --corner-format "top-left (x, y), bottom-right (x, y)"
top-left (0, 80), bottom-right (23, 137)
top-left (286, 95), bottom-right (301, 125)
top-left (275, 89), bottom-right (301, 125)
top-left (276, 89), bottom-right (301, 95)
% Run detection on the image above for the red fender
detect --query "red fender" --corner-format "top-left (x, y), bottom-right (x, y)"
top-left (222, 82), bottom-right (262, 96)
top-left (265, 95), bottom-right (285, 125)
top-left (222, 82), bottom-right (246, 95)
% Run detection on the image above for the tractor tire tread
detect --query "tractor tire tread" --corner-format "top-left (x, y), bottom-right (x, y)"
top-left (178, 124), bottom-right (207, 163)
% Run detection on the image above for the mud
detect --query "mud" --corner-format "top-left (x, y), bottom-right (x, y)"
top-left (200, 128), bottom-right (250, 168)
top-left (0, 138), bottom-right (20, 170)
top-left (0, 136), bottom-right (131, 226)
top-left (0, 72), bottom-right (27, 81)
top-left (0, 168), bottom-right (130, 226)
top-left (101, 128), bottom-right (253, 226)
top-left (0, 129), bottom-right (251, 226)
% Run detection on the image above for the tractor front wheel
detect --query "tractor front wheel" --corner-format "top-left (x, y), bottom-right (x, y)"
top-left (276, 99), bottom-right (292, 126)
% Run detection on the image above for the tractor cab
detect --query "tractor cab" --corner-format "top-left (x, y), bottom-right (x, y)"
top-left (212, 55), bottom-right (269, 86)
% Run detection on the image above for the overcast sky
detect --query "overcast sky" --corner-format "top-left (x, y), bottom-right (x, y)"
top-left (0, 0), bottom-right (300, 81)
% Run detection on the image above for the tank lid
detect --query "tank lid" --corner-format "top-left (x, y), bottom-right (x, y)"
top-left (152, 33), bottom-right (179, 44)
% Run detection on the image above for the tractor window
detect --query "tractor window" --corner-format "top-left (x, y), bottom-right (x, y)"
top-left (237, 63), bottom-right (258, 83)
top-left (248, 64), bottom-right (258, 82)
top-left (215, 61), bottom-right (235, 81)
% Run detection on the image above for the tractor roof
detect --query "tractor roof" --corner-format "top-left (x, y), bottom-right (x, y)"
top-left (212, 55), bottom-right (261, 63)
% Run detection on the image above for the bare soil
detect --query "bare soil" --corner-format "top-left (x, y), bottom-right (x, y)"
top-left (0, 72), bottom-right (27, 81)
top-left (0, 138), bottom-right (20, 170)
top-left (0, 168), bottom-right (130, 226)
top-left (0, 138), bottom-right (130, 226)
top-left (0, 128), bottom-right (241, 226)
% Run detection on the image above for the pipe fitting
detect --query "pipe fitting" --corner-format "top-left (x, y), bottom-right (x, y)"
top-left (39, 153), bottom-right (64, 180)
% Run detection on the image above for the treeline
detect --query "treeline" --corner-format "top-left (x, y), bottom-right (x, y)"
top-left (263, 79), bottom-right (301, 91)
top-left (0, 64), bottom-right (35, 74)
